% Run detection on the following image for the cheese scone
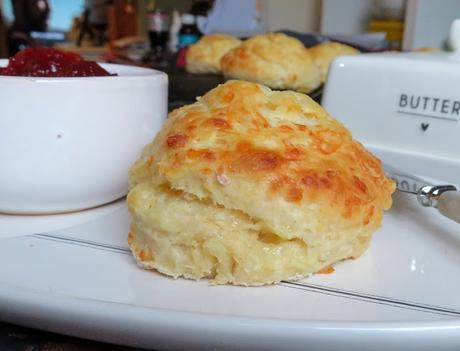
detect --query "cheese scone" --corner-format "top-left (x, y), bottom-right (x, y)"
top-left (309, 41), bottom-right (360, 82)
top-left (127, 80), bottom-right (395, 286)
top-left (186, 34), bottom-right (242, 74)
top-left (220, 33), bottom-right (321, 93)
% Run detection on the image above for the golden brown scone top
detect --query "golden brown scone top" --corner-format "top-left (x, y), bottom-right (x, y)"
top-left (186, 33), bottom-right (242, 74)
top-left (130, 80), bottom-right (394, 240)
top-left (220, 33), bottom-right (321, 93)
top-left (309, 41), bottom-right (360, 82)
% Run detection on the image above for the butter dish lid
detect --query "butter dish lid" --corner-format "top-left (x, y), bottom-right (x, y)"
top-left (321, 48), bottom-right (460, 185)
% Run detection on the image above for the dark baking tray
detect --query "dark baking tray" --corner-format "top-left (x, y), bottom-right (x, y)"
top-left (167, 64), bottom-right (323, 111)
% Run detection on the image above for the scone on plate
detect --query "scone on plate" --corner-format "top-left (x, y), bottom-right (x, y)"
top-left (309, 41), bottom-right (360, 82)
top-left (127, 80), bottom-right (395, 286)
top-left (220, 33), bottom-right (321, 93)
top-left (186, 33), bottom-right (242, 74)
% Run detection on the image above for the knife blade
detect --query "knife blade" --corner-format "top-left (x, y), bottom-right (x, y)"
top-left (383, 163), bottom-right (460, 224)
top-left (383, 163), bottom-right (431, 195)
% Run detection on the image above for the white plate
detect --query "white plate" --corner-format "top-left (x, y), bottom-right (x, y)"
top-left (1, 174), bottom-right (460, 350)
top-left (0, 198), bottom-right (125, 238)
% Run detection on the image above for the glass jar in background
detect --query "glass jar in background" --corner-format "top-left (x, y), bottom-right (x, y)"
top-left (178, 14), bottom-right (200, 48)
top-left (369, 0), bottom-right (406, 50)
top-left (146, 7), bottom-right (170, 53)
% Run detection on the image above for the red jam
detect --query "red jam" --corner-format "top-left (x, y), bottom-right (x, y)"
top-left (0, 47), bottom-right (115, 77)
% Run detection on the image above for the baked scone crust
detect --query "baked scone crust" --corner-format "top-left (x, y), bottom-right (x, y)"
top-left (220, 33), bottom-right (321, 93)
top-left (309, 41), bottom-right (360, 82)
top-left (186, 34), bottom-right (242, 74)
top-left (128, 80), bottom-right (394, 286)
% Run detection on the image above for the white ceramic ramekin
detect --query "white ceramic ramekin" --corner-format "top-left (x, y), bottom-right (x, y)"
top-left (0, 61), bottom-right (168, 214)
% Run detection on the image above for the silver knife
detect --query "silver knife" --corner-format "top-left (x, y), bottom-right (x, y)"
top-left (384, 163), bottom-right (460, 224)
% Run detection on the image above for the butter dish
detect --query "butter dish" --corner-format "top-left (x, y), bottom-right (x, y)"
top-left (322, 51), bottom-right (460, 186)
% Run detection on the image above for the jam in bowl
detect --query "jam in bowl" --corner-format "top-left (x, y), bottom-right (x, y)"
top-left (0, 47), bottom-right (115, 77)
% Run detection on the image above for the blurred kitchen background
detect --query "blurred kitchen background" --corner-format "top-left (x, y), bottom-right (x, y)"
top-left (1, 0), bottom-right (460, 59)
top-left (1, 0), bottom-right (459, 109)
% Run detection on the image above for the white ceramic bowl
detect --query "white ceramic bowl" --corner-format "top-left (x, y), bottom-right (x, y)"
top-left (0, 61), bottom-right (168, 214)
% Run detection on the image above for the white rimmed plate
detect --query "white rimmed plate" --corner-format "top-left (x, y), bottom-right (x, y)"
top-left (0, 160), bottom-right (459, 350)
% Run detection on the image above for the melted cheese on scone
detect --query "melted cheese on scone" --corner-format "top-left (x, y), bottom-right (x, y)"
top-left (127, 80), bottom-right (395, 286)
